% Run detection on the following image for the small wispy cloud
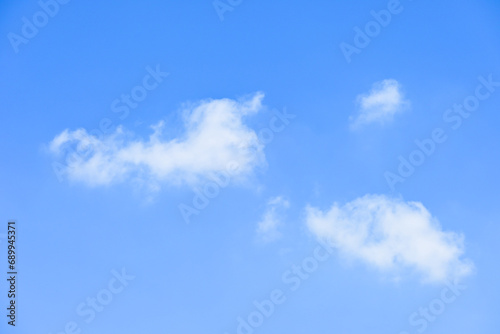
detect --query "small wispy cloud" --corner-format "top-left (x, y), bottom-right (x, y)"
top-left (306, 194), bottom-right (473, 284)
top-left (350, 79), bottom-right (409, 129)
top-left (256, 196), bottom-right (290, 242)
top-left (49, 93), bottom-right (267, 190)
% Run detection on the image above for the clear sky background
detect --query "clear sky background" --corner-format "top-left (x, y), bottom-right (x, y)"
top-left (1, 0), bottom-right (500, 333)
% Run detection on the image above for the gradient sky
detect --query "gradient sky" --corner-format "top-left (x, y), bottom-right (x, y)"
top-left (1, 1), bottom-right (500, 333)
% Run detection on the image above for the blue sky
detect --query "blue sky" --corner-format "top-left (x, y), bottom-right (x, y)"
top-left (1, 0), bottom-right (500, 333)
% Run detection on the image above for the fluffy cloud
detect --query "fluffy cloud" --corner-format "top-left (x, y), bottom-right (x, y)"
top-left (256, 196), bottom-right (290, 242)
top-left (306, 194), bottom-right (473, 283)
top-left (49, 93), bottom-right (267, 188)
top-left (350, 79), bottom-right (409, 129)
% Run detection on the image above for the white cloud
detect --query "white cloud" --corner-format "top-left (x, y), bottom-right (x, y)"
top-left (257, 196), bottom-right (290, 242)
top-left (306, 194), bottom-right (473, 284)
top-left (350, 79), bottom-right (409, 129)
top-left (49, 93), bottom-right (267, 189)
